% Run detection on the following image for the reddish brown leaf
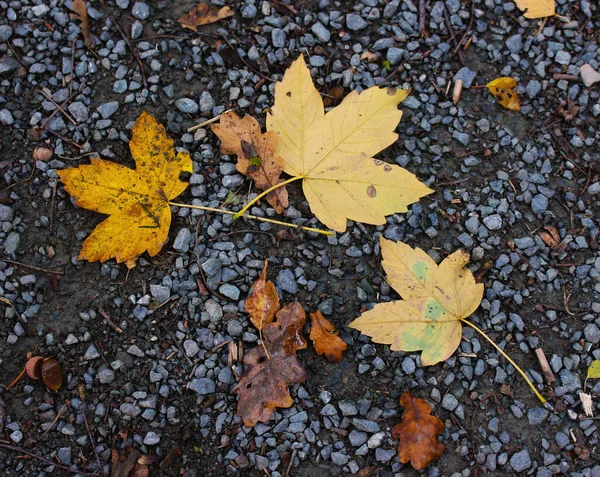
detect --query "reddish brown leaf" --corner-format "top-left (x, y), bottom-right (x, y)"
top-left (538, 225), bottom-right (561, 250)
top-left (70, 0), bottom-right (93, 48)
top-left (245, 260), bottom-right (280, 331)
top-left (309, 310), bottom-right (347, 363)
top-left (178, 3), bottom-right (234, 31)
top-left (212, 111), bottom-right (289, 213)
top-left (234, 302), bottom-right (307, 427)
top-left (392, 392), bottom-right (445, 470)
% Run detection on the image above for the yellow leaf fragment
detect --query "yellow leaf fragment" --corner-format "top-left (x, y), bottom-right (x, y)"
top-left (514, 0), bottom-right (555, 19)
top-left (588, 360), bottom-right (600, 380)
top-left (349, 238), bottom-right (484, 365)
top-left (57, 111), bottom-right (193, 264)
top-left (267, 56), bottom-right (433, 232)
top-left (486, 77), bottom-right (521, 111)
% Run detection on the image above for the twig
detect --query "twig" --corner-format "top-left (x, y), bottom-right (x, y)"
top-left (40, 87), bottom-right (80, 131)
top-left (7, 43), bottom-right (26, 68)
top-left (39, 126), bottom-right (84, 150)
top-left (452, 0), bottom-right (475, 56)
top-left (208, 229), bottom-right (276, 243)
top-left (97, 305), bottom-right (123, 333)
top-left (0, 443), bottom-right (101, 476)
top-left (534, 348), bottom-right (556, 384)
top-left (40, 404), bottom-right (67, 437)
top-left (220, 33), bottom-right (275, 82)
top-left (80, 400), bottom-right (101, 470)
top-left (36, 89), bottom-right (77, 125)
top-left (49, 180), bottom-right (57, 228)
top-left (284, 448), bottom-right (297, 477)
top-left (0, 258), bottom-right (65, 275)
top-left (0, 296), bottom-right (20, 318)
top-left (443, 4), bottom-right (465, 65)
top-left (419, 0), bottom-right (428, 37)
top-left (187, 109), bottom-right (231, 133)
top-left (109, 16), bottom-right (147, 89)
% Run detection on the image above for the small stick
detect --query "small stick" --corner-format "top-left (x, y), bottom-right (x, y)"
top-left (452, 0), bottom-right (475, 56)
top-left (49, 180), bottom-right (58, 228)
top-left (109, 16), bottom-right (147, 89)
top-left (36, 89), bottom-right (77, 125)
top-left (5, 366), bottom-right (26, 390)
top-left (187, 110), bottom-right (231, 133)
top-left (97, 305), bottom-right (123, 333)
top-left (535, 348), bottom-right (556, 384)
top-left (0, 296), bottom-right (20, 318)
top-left (452, 79), bottom-right (463, 105)
top-left (7, 42), bottom-right (26, 68)
top-left (443, 4), bottom-right (465, 65)
top-left (0, 443), bottom-right (101, 476)
top-left (40, 404), bottom-right (67, 437)
top-left (553, 73), bottom-right (578, 81)
top-left (284, 448), bottom-right (297, 477)
top-left (0, 258), bottom-right (65, 275)
top-left (419, 0), bottom-right (428, 37)
top-left (220, 33), bottom-right (275, 83)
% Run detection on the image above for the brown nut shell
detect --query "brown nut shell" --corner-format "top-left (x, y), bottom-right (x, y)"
top-left (25, 356), bottom-right (44, 379)
top-left (41, 358), bottom-right (63, 391)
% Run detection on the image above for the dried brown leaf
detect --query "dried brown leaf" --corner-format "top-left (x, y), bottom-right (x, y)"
top-left (538, 225), bottom-right (561, 250)
top-left (33, 147), bottom-right (53, 161)
top-left (234, 302), bottom-right (307, 427)
top-left (309, 310), bottom-right (347, 363)
top-left (111, 449), bottom-right (139, 477)
top-left (178, 3), bottom-right (234, 31)
top-left (70, 0), bottom-right (93, 48)
top-left (212, 111), bottom-right (288, 213)
top-left (245, 260), bottom-right (280, 331)
top-left (392, 392), bottom-right (445, 470)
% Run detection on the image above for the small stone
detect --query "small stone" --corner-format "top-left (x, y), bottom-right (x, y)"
top-left (483, 214), bottom-right (502, 231)
top-left (526, 80), bottom-right (542, 98)
top-left (587, 182), bottom-right (600, 195)
top-left (555, 50), bottom-right (571, 65)
top-left (199, 91), bottom-right (215, 113)
top-left (175, 98), bottom-right (199, 114)
top-left (189, 378), bottom-right (215, 395)
top-left (0, 204), bottom-right (14, 222)
top-left (346, 13), bottom-right (368, 31)
top-left (271, 28), bottom-right (286, 48)
top-left (68, 102), bottom-right (89, 122)
top-left (150, 284), bottom-right (170, 303)
top-left (98, 369), bottom-right (115, 384)
top-left (276, 269), bottom-right (298, 294)
top-left (10, 430), bottom-right (23, 443)
top-left (311, 22), bottom-right (330, 42)
top-left (387, 47), bottom-right (404, 65)
top-left (241, 4), bottom-right (257, 18)
top-left (0, 56), bottom-right (21, 74)
top-left (0, 25), bottom-right (13, 42)
top-left (352, 418), bottom-right (380, 433)
top-left (506, 34), bottom-right (523, 54)
top-left (4, 232), bottom-right (20, 254)
top-left (514, 237), bottom-right (535, 249)
top-left (375, 448), bottom-right (396, 462)
top-left (173, 228), bottom-right (192, 252)
top-left (57, 447), bottom-right (71, 465)
top-left (509, 449), bottom-right (531, 472)
top-left (143, 431), bottom-right (160, 445)
top-left (531, 194), bottom-right (548, 214)
top-left (183, 339), bottom-right (200, 358)
top-left (97, 101), bottom-right (119, 119)
top-left (84, 344), bottom-right (100, 360)
top-left (219, 284), bottom-right (240, 300)
top-left (584, 324), bottom-right (600, 344)
top-left (454, 67), bottom-right (477, 88)
top-left (442, 394), bottom-right (459, 411)
top-left (132, 2), bottom-right (150, 20)
top-left (349, 430), bottom-right (368, 446)
top-left (31, 4), bottom-right (50, 16)
top-left (0, 109), bottom-right (14, 125)
top-left (527, 407), bottom-right (549, 425)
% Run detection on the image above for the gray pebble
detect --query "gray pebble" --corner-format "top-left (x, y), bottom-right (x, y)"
top-left (98, 369), bottom-right (115, 384)
top-left (143, 431), bottom-right (160, 445)
top-left (189, 378), bottom-right (215, 395)
top-left (311, 22), bottom-right (331, 42)
top-left (183, 339), bottom-right (200, 358)
top-left (219, 284), bottom-right (240, 301)
top-left (175, 98), bottom-right (199, 114)
top-left (0, 204), bottom-right (14, 222)
top-left (0, 25), bottom-right (13, 42)
top-left (442, 394), bottom-right (459, 411)
top-left (352, 418), bottom-right (380, 433)
top-left (272, 28), bottom-right (286, 48)
top-left (68, 102), bottom-right (89, 123)
top-left (199, 91), bottom-right (215, 113)
top-left (454, 67), bottom-right (477, 88)
top-left (132, 2), bottom-right (149, 20)
top-left (346, 13), bottom-right (368, 31)
top-left (483, 214), bottom-right (502, 231)
top-left (584, 324), bottom-right (600, 344)
top-left (349, 430), bottom-right (368, 446)
top-left (84, 344), bottom-right (100, 360)
top-left (506, 34), bottom-right (523, 54)
top-left (0, 109), bottom-right (14, 125)
top-left (173, 228), bottom-right (192, 252)
top-left (150, 284), bottom-right (170, 303)
top-left (509, 449), bottom-right (531, 472)
top-left (531, 194), bottom-right (548, 214)
top-left (97, 101), bottom-right (119, 119)
top-left (276, 269), bottom-right (298, 294)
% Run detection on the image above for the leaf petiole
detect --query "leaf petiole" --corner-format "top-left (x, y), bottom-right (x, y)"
top-left (233, 175), bottom-right (305, 219)
top-left (168, 201), bottom-right (332, 236)
top-left (460, 318), bottom-right (546, 404)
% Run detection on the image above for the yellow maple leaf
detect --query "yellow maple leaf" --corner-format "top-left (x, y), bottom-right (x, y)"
top-left (349, 238), bottom-right (483, 365)
top-left (266, 55), bottom-right (433, 232)
top-left (514, 0), bottom-right (555, 19)
top-left (486, 77), bottom-right (521, 111)
top-left (57, 111), bottom-right (193, 264)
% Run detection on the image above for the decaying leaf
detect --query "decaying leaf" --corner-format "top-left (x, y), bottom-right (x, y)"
top-left (309, 310), bottom-right (347, 363)
top-left (70, 0), bottom-right (93, 48)
top-left (349, 238), bottom-right (484, 365)
top-left (580, 392), bottom-right (594, 417)
top-left (514, 0), bottom-right (555, 19)
top-left (178, 3), bottom-right (234, 31)
top-left (212, 112), bottom-right (289, 213)
top-left (58, 111), bottom-right (193, 264)
top-left (111, 449), bottom-right (139, 477)
top-left (486, 77), bottom-right (521, 111)
top-left (580, 64), bottom-right (600, 87)
top-left (234, 302), bottom-right (307, 427)
top-left (538, 225), bottom-right (561, 249)
top-left (392, 392), bottom-right (445, 470)
top-left (267, 55), bottom-right (432, 232)
top-left (245, 260), bottom-right (280, 331)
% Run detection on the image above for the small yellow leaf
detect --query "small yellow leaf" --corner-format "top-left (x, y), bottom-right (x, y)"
top-left (588, 360), bottom-right (600, 379)
top-left (267, 56), bottom-right (433, 232)
top-left (486, 77), bottom-right (521, 111)
top-left (514, 0), bottom-right (555, 19)
top-left (349, 238), bottom-right (484, 365)
top-left (57, 111), bottom-right (193, 264)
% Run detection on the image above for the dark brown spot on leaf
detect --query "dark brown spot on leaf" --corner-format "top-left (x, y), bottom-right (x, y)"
top-left (367, 185), bottom-right (377, 198)
top-left (387, 87), bottom-right (397, 96)
top-left (383, 164), bottom-right (392, 172)
top-left (286, 91), bottom-right (292, 97)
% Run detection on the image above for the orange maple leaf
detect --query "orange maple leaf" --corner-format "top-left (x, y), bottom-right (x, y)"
top-left (309, 310), bottom-right (347, 363)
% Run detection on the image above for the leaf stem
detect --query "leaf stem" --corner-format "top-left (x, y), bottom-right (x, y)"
top-left (168, 201), bottom-right (332, 236)
top-left (259, 329), bottom-right (270, 360)
top-left (233, 175), bottom-right (305, 219)
top-left (460, 318), bottom-right (546, 404)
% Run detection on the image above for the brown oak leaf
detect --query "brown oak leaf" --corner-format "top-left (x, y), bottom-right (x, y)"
top-left (245, 260), bottom-right (280, 332)
top-left (234, 302), bottom-right (307, 427)
top-left (177, 3), bottom-right (234, 31)
top-left (392, 392), bottom-right (445, 470)
top-left (212, 111), bottom-right (289, 213)
top-left (309, 310), bottom-right (347, 363)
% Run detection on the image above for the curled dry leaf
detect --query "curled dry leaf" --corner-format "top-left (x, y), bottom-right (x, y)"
top-left (514, 0), bottom-right (555, 18)
top-left (309, 310), bottom-right (347, 363)
top-left (70, 0), bottom-right (93, 48)
top-left (212, 112), bottom-right (289, 213)
top-left (349, 239), bottom-right (483, 365)
top-left (538, 225), bottom-right (561, 250)
top-left (245, 260), bottom-right (280, 331)
top-left (486, 77), bottom-right (521, 111)
top-left (57, 111), bottom-right (193, 264)
top-left (392, 392), bottom-right (445, 470)
top-left (267, 55), bottom-right (432, 232)
top-left (177, 3), bottom-right (234, 31)
top-left (234, 302), bottom-right (307, 427)
top-left (33, 147), bottom-right (53, 161)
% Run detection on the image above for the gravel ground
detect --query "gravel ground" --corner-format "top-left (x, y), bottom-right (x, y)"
top-left (1, 0), bottom-right (599, 476)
